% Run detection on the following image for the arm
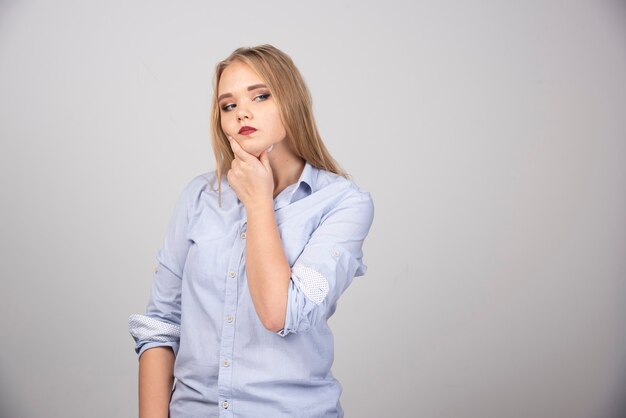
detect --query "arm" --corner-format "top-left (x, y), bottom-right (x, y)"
top-left (138, 346), bottom-right (175, 418)
top-left (245, 200), bottom-right (291, 331)
top-left (246, 187), bottom-right (375, 334)
top-left (277, 188), bottom-right (375, 336)
top-left (224, 138), bottom-right (375, 333)
top-left (128, 175), bottom-right (201, 415)
top-left (225, 136), bottom-right (291, 331)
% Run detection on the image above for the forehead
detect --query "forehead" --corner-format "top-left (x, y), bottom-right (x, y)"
top-left (218, 61), bottom-right (265, 93)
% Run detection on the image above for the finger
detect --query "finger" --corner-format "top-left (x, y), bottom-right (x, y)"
top-left (227, 163), bottom-right (239, 180)
top-left (228, 136), bottom-right (253, 163)
top-left (228, 136), bottom-right (239, 161)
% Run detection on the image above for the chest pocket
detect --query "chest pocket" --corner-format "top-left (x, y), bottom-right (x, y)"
top-left (185, 206), bottom-right (235, 282)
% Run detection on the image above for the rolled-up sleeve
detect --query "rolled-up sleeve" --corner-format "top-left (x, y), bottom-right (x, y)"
top-left (277, 188), bottom-right (375, 337)
top-left (128, 177), bottom-right (200, 358)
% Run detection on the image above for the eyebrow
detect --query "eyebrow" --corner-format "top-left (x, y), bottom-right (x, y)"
top-left (217, 84), bottom-right (268, 102)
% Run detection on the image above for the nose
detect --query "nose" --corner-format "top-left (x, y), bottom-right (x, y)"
top-left (236, 106), bottom-right (251, 122)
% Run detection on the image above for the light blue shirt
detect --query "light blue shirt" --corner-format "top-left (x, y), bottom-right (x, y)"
top-left (128, 161), bottom-right (375, 418)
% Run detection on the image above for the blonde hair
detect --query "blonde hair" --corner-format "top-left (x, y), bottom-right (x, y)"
top-left (209, 44), bottom-right (350, 207)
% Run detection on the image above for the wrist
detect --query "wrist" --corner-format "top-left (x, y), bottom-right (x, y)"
top-left (245, 197), bottom-right (274, 214)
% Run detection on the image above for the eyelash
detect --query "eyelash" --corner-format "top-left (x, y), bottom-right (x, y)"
top-left (221, 93), bottom-right (271, 112)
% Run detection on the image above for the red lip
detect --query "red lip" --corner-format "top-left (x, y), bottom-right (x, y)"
top-left (238, 126), bottom-right (257, 135)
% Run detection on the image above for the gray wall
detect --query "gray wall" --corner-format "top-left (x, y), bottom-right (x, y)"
top-left (1, 1), bottom-right (625, 417)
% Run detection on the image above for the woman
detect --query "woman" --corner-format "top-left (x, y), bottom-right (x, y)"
top-left (129, 44), bottom-right (375, 418)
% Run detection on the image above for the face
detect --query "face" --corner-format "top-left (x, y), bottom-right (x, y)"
top-left (217, 61), bottom-right (287, 157)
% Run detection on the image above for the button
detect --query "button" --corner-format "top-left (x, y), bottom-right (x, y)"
top-left (240, 231), bottom-right (247, 239)
top-left (226, 314), bottom-right (234, 323)
top-left (331, 249), bottom-right (341, 257)
top-left (223, 359), bottom-right (230, 367)
top-left (228, 271), bottom-right (236, 278)
top-left (222, 400), bottom-right (230, 409)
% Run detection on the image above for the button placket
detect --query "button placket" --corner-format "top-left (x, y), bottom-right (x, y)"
top-left (216, 225), bottom-right (246, 413)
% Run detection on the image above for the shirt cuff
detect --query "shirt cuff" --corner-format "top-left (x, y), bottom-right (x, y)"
top-left (275, 270), bottom-right (318, 337)
top-left (128, 314), bottom-right (181, 357)
top-left (136, 341), bottom-right (180, 359)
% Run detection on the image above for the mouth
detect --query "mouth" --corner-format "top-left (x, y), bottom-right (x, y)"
top-left (238, 126), bottom-right (257, 135)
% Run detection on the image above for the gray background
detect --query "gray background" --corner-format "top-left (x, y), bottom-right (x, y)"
top-left (1, 1), bottom-right (625, 417)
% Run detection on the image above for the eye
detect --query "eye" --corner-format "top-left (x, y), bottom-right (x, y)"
top-left (254, 93), bottom-right (271, 102)
top-left (221, 103), bottom-right (235, 112)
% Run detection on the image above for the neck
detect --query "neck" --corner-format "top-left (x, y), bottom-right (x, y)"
top-left (268, 150), bottom-right (305, 199)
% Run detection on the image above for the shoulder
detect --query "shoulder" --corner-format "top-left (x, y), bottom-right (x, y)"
top-left (179, 170), bottom-right (214, 198)
top-left (316, 167), bottom-right (372, 200)
top-left (176, 169), bottom-right (225, 215)
top-left (315, 168), bottom-right (374, 221)
top-left (182, 170), bottom-right (217, 194)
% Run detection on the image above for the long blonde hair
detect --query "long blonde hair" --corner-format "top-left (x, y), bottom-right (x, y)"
top-left (209, 44), bottom-right (349, 207)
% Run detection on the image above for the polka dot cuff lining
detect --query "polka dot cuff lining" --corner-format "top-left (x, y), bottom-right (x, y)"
top-left (128, 314), bottom-right (180, 343)
top-left (291, 263), bottom-right (329, 305)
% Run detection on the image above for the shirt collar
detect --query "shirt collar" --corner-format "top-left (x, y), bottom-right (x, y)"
top-left (238, 161), bottom-right (320, 221)
top-left (289, 160), bottom-right (317, 204)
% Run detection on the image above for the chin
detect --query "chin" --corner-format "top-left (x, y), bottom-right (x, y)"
top-left (242, 144), bottom-right (268, 158)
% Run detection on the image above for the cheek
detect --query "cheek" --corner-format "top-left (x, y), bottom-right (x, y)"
top-left (278, 122), bottom-right (287, 138)
top-left (271, 111), bottom-right (286, 134)
top-left (220, 116), bottom-right (231, 134)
